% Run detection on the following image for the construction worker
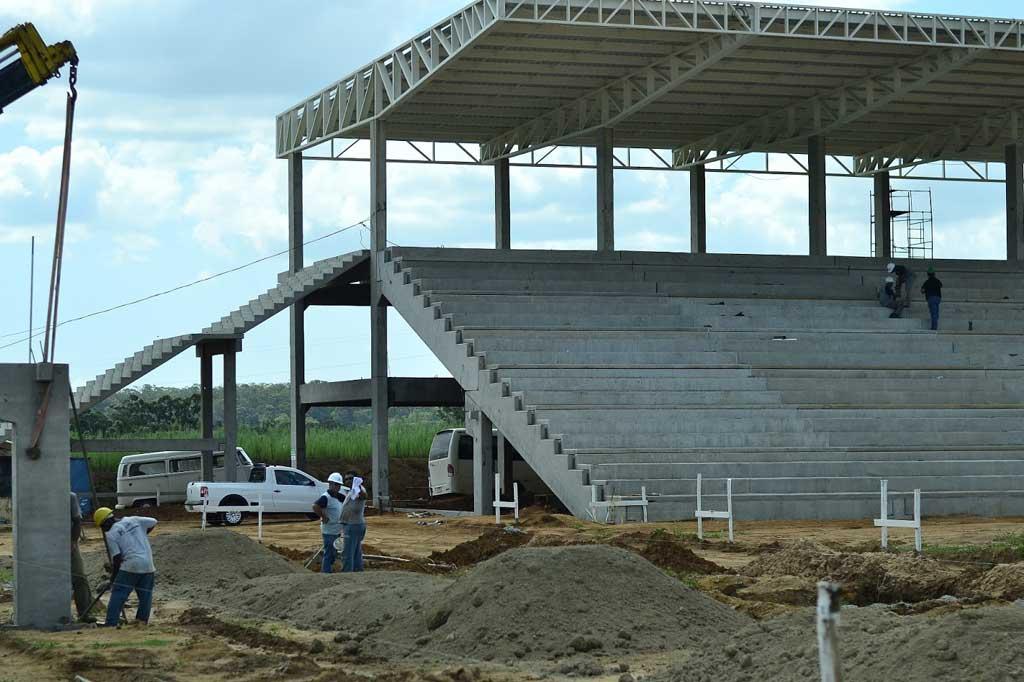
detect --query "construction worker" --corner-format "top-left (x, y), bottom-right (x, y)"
top-left (312, 472), bottom-right (346, 573)
top-left (921, 266), bottom-right (943, 330)
top-left (93, 508), bottom-right (157, 627)
top-left (887, 262), bottom-right (915, 310)
top-left (340, 470), bottom-right (367, 573)
top-left (879, 276), bottom-right (899, 315)
top-left (70, 492), bottom-right (94, 622)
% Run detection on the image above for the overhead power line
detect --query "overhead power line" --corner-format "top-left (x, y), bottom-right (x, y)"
top-left (0, 219), bottom-right (368, 351)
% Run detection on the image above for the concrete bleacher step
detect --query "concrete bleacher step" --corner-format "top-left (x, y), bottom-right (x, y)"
top-left (381, 247), bottom-right (1024, 522)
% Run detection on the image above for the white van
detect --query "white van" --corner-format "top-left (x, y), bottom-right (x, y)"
top-left (116, 448), bottom-right (253, 508)
top-left (427, 428), bottom-right (546, 497)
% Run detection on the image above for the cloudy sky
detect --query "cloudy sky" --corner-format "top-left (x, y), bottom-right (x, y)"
top-left (0, 0), bottom-right (1019, 392)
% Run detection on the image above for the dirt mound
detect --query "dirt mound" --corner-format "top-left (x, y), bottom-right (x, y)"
top-left (151, 530), bottom-right (302, 591)
top-left (373, 545), bottom-right (749, 662)
top-left (655, 605), bottom-right (1024, 682)
top-left (742, 540), bottom-right (965, 605)
top-left (970, 564), bottom-right (1024, 600)
top-left (611, 531), bottom-right (726, 575)
top-left (428, 527), bottom-right (532, 567)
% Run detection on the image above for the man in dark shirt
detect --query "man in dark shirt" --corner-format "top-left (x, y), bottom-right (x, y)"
top-left (887, 262), bottom-right (915, 310)
top-left (920, 266), bottom-right (943, 330)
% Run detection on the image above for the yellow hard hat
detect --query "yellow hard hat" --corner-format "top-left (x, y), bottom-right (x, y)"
top-left (93, 507), bottom-right (113, 527)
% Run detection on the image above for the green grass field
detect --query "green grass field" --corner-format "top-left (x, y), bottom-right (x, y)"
top-left (84, 420), bottom-right (453, 473)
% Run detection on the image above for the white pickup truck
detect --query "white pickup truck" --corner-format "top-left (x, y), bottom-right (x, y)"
top-left (185, 464), bottom-right (327, 526)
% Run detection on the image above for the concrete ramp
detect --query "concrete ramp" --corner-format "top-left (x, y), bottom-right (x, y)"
top-left (381, 247), bottom-right (1024, 521)
top-left (74, 251), bottom-right (369, 412)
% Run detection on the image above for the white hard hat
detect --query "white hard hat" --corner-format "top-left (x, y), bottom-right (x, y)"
top-left (327, 472), bottom-right (344, 485)
top-left (885, 276), bottom-right (895, 283)
top-left (886, 262), bottom-right (896, 273)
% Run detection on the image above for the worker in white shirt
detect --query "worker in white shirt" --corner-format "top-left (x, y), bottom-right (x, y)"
top-left (93, 507), bottom-right (157, 627)
top-left (312, 472), bottom-right (346, 573)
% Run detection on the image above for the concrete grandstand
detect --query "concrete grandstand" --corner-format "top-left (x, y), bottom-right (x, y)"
top-left (83, 0), bottom-right (1024, 521)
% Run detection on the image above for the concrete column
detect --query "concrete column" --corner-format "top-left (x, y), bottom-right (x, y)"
top-left (222, 349), bottom-right (238, 483)
top-left (596, 128), bottom-right (615, 251)
top-left (808, 135), bottom-right (827, 256)
top-left (690, 165), bottom-right (707, 254)
top-left (496, 433), bottom-right (512, 497)
top-left (1006, 143), bottom-right (1024, 261)
top-left (495, 157), bottom-right (511, 249)
top-left (3, 363), bottom-right (71, 627)
top-left (472, 410), bottom-right (495, 516)
top-left (873, 172), bottom-right (892, 259)
top-left (199, 349), bottom-right (214, 481)
top-left (370, 118), bottom-right (390, 510)
top-left (287, 152), bottom-right (307, 470)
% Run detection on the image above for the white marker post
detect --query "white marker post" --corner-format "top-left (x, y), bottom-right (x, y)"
top-left (874, 480), bottom-right (922, 553)
top-left (816, 581), bottom-right (843, 682)
top-left (493, 472), bottom-right (519, 524)
top-left (694, 474), bottom-right (734, 542)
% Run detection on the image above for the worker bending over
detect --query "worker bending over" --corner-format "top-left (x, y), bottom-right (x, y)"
top-left (341, 471), bottom-right (367, 573)
top-left (312, 472), bottom-right (346, 573)
top-left (94, 508), bottom-right (157, 627)
top-left (887, 262), bottom-right (915, 311)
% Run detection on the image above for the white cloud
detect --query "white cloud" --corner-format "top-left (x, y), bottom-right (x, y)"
top-left (623, 197), bottom-right (669, 214)
top-left (618, 229), bottom-right (688, 252)
top-left (111, 232), bottom-right (159, 263)
top-left (708, 174), bottom-right (807, 254)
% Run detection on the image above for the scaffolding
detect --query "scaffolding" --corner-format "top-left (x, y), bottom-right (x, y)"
top-left (870, 188), bottom-right (935, 260)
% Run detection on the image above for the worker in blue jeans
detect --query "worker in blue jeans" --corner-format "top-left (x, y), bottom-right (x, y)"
top-left (340, 471), bottom-right (367, 572)
top-left (920, 266), bottom-right (943, 330)
top-left (313, 472), bottom-right (346, 573)
top-left (94, 508), bottom-right (157, 626)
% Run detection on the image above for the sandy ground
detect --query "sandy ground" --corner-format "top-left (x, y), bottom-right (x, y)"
top-left (1, 509), bottom-right (1023, 681)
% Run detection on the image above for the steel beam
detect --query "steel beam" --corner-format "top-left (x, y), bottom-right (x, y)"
top-left (689, 166), bottom-right (707, 254)
top-left (480, 32), bottom-right (750, 161)
top-left (370, 119), bottom-right (390, 511)
top-left (276, 0), bottom-right (504, 157)
top-left (854, 108), bottom-right (1024, 176)
top-left (596, 128), bottom-right (614, 251)
top-left (673, 47), bottom-right (981, 169)
top-left (300, 377), bottom-right (463, 408)
top-left (1007, 143), bottom-right (1024, 261)
top-left (287, 153), bottom-right (307, 471)
top-left (808, 135), bottom-right (827, 257)
top-left (71, 438), bottom-right (221, 454)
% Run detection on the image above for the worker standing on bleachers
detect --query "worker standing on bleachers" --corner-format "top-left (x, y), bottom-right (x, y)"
top-left (920, 267), bottom-right (943, 330)
top-left (887, 262), bottom-right (915, 311)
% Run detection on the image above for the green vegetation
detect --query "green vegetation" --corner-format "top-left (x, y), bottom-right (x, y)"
top-left (90, 638), bottom-right (174, 649)
top-left (85, 417), bottom-right (460, 473)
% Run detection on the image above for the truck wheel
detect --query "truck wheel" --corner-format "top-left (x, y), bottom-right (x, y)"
top-left (219, 496), bottom-right (247, 526)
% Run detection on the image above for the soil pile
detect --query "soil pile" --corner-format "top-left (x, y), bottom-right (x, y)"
top-left (655, 604), bottom-right (1024, 682)
top-left (429, 527), bottom-right (532, 567)
top-left (373, 545), bottom-right (749, 662)
top-left (970, 564), bottom-right (1024, 601)
top-left (610, 531), bottom-right (726, 575)
top-left (152, 530), bottom-right (302, 589)
top-left (743, 540), bottom-right (964, 605)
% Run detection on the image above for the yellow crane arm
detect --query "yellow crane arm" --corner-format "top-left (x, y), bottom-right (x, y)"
top-left (0, 23), bottom-right (77, 113)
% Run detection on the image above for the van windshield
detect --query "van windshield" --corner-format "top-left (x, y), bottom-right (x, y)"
top-left (428, 432), bottom-right (453, 461)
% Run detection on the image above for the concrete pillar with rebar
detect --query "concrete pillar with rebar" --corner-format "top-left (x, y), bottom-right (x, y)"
top-left (199, 348), bottom-right (214, 481)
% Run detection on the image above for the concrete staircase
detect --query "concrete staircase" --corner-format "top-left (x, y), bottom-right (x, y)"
top-left (73, 251), bottom-right (369, 412)
top-left (381, 247), bottom-right (1024, 521)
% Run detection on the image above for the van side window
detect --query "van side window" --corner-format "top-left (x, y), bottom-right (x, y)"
top-left (171, 457), bottom-right (201, 473)
top-left (429, 432), bottom-right (453, 461)
top-left (128, 461), bottom-right (165, 477)
top-left (458, 435), bottom-right (474, 461)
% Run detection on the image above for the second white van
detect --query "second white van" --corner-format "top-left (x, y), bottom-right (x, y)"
top-left (116, 448), bottom-right (254, 508)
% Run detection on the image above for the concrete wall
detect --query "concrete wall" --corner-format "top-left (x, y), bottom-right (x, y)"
top-left (0, 364), bottom-right (71, 628)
